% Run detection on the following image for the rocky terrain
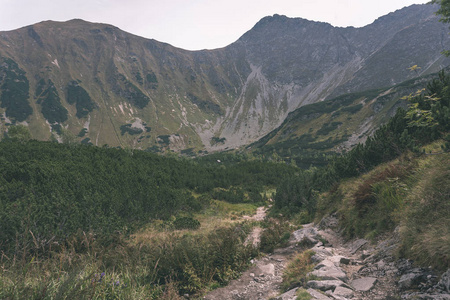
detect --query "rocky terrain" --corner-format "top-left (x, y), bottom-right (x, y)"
top-left (1, 4), bottom-right (449, 152)
top-left (204, 214), bottom-right (450, 300)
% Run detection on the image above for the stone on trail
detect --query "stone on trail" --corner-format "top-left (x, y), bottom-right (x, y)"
top-left (291, 226), bottom-right (319, 245)
top-left (307, 280), bottom-right (348, 291)
top-left (333, 286), bottom-right (354, 297)
top-left (257, 263), bottom-right (275, 276)
top-left (311, 245), bottom-right (334, 262)
top-left (307, 288), bottom-right (333, 299)
top-left (310, 265), bottom-right (348, 282)
top-left (275, 287), bottom-right (298, 300)
top-left (351, 277), bottom-right (377, 291)
top-left (314, 259), bottom-right (336, 269)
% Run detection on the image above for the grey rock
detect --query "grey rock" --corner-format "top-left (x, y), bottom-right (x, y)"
top-left (376, 259), bottom-right (386, 269)
top-left (311, 245), bottom-right (333, 259)
top-left (292, 226), bottom-right (320, 245)
top-left (315, 259), bottom-right (336, 269)
top-left (351, 277), bottom-right (377, 291)
top-left (276, 287), bottom-right (298, 300)
top-left (307, 288), bottom-right (333, 300)
top-left (333, 286), bottom-right (354, 297)
top-left (399, 272), bottom-right (426, 290)
top-left (328, 256), bottom-right (345, 266)
top-left (339, 257), bottom-right (351, 265)
top-left (318, 214), bottom-right (339, 229)
top-left (307, 280), bottom-right (347, 291)
top-left (349, 239), bottom-right (368, 254)
top-left (257, 263), bottom-right (275, 276)
top-left (310, 265), bottom-right (348, 282)
top-left (437, 269), bottom-right (450, 293)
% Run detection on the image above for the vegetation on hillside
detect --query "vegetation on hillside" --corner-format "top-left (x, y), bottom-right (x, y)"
top-left (66, 81), bottom-right (96, 118)
top-left (0, 136), bottom-right (299, 298)
top-left (0, 140), bottom-right (296, 256)
top-left (273, 71), bottom-right (450, 270)
top-left (36, 79), bottom-right (68, 124)
top-left (0, 57), bottom-right (33, 122)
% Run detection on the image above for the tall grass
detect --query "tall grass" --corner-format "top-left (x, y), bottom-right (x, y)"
top-left (0, 221), bottom-right (259, 299)
top-left (322, 156), bottom-right (414, 239)
top-left (399, 153), bottom-right (450, 270)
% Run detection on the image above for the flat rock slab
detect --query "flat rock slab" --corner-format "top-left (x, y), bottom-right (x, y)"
top-left (307, 280), bottom-right (347, 291)
top-left (311, 245), bottom-right (333, 260)
top-left (275, 287), bottom-right (298, 300)
top-left (307, 288), bottom-right (332, 299)
top-left (333, 286), bottom-right (354, 297)
top-left (311, 266), bottom-right (348, 282)
top-left (351, 277), bottom-right (377, 291)
top-left (314, 259), bottom-right (336, 269)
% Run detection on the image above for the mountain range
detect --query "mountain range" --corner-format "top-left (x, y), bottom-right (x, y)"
top-left (0, 4), bottom-right (449, 153)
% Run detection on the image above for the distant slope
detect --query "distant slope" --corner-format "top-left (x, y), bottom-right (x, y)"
top-left (251, 70), bottom-right (446, 168)
top-left (0, 4), bottom-right (449, 152)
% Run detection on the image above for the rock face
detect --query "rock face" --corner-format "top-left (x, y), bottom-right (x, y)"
top-left (0, 4), bottom-right (449, 151)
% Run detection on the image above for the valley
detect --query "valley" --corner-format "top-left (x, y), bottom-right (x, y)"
top-left (0, 2), bottom-right (449, 300)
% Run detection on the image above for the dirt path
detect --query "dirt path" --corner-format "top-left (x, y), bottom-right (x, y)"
top-left (243, 206), bottom-right (267, 247)
top-left (204, 206), bottom-right (299, 300)
top-left (203, 213), bottom-right (449, 300)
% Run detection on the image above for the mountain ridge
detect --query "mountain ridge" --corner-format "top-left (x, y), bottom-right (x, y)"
top-left (0, 4), bottom-right (449, 153)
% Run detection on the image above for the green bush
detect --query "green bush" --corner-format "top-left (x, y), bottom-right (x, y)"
top-left (259, 219), bottom-right (291, 253)
top-left (173, 217), bottom-right (201, 230)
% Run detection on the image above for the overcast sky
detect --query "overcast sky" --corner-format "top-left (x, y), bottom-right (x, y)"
top-left (0, 0), bottom-right (431, 50)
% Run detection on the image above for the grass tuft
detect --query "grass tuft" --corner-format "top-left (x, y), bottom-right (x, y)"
top-left (280, 249), bottom-right (315, 292)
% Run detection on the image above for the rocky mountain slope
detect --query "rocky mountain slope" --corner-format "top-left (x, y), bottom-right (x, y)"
top-left (0, 4), bottom-right (449, 152)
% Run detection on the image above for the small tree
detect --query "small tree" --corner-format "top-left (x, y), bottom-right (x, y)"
top-left (6, 125), bottom-right (31, 142)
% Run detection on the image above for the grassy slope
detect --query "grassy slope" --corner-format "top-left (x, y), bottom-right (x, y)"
top-left (315, 141), bottom-right (449, 270)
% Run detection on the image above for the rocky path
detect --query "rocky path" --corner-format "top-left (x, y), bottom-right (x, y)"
top-left (203, 213), bottom-right (450, 300)
top-left (204, 206), bottom-right (293, 299)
